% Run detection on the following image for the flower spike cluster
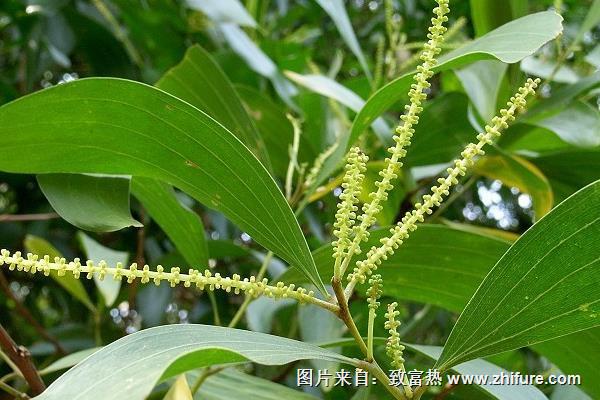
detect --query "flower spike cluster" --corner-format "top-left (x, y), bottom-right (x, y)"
top-left (332, 147), bottom-right (368, 276)
top-left (385, 302), bottom-right (412, 397)
top-left (347, 78), bottom-right (540, 287)
top-left (366, 274), bottom-right (383, 310)
top-left (0, 249), bottom-right (338, 313)
top-left (337, 0), bottom-right (450, 276)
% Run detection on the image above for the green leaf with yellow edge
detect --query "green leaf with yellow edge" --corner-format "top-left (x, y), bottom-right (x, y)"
top-left (24, 235), bottom-right (95, 311)
top-left (0, 78), bottom-right (326, 294)
top-left (437, 180), bottom-right (600, 370)
top-left (474, 149), bottom-right (554, 219)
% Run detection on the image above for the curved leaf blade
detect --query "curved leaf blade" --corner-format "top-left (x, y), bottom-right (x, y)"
top-left (437, 180), bottom-right (600, 370)
top-left (0, 78), bottom-right (325, 293)
top-left (36, 324), bottom-right (355, 400)
top-left (349, 11), bottom-right (563, 145)
top-left (131, 177), bottom-right (208, 266)
top-left (37, 173), bottom-right (142, 232)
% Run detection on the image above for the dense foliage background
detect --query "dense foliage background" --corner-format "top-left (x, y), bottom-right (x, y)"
top-left (0, 0), bottom-right (598, 399)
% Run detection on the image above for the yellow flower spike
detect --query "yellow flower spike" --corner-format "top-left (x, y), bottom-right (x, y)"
top-left (0, 249), bottom-right (338, 313)
top-left (332, 147), bottom-right (369, 278)
top-left (384, 302), bottom-right (412, 398)
top-left (366, 274), bottom-right (383, 361)
top-left (337, 0), bottom-right (451, 278)
top-left (347, 78), bottom-right (540, 290)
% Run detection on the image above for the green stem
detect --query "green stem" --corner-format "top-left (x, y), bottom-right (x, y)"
top-left (207, 292), bottom-right (222, 326)
top-left (228, 252), bottom-right (273, 328)
top-left (0, 380), bottom-right (28, 399)
top-left (367, 308), bottom-right (375, 361)
top-left (91, 0), bottom-right (143, 67)
top-left (332, 278), bottom-right (368, 356)
top-left (190, 366), bottom-right (225, 395)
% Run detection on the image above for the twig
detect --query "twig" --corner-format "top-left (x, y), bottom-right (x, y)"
top-left (0, 272), bottom-right (65, 355)
top-left (0, 380), bottom-right (29, 399)
top-left (190, 366), bottom-right (225, 394)
top-left (0, 324), bottom-right (45, 395)
top-left (0, 213), bottom-right (59, 222)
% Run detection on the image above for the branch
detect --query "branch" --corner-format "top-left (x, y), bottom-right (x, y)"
top-left (0, 324), bottom-right (45, 395)
top-left (0, 272), bottom-right (65, 355)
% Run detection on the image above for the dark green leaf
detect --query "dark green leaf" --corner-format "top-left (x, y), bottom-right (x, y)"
top-left (37, 173), bottom-right (142, 232)
top-left (0, 78), bottom-right (325, 293)
top-left (437, 181), bottom-right (600, 370)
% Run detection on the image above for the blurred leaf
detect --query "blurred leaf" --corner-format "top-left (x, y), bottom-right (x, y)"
top-left (299, 302), bottom-right (345, 376)
top-left (40, 347), bottom-right (101, 375)
top-left (78, 232), bottom-right (128, 307)
top-left (246, 296), bottom-right (295, 333)
top-left (572, 0), bottom-right (600, 48)
top-left (198, 369), bottom-right (319, 400)
top-left (0, 78), bottom-right (326, 294)
top-left (24, 235), bottom-right (95, 311)
top-left (523, 101), bottom-right (600, 148)
top-left (219, 24), bottom-right (297, 106)
top-left (468, 0), bottom-right (526, 36)
top-left (186, 0), bottom-right (256, 27)
top-left (437, 181), bottom-right (600, 370)
top-left (533, 328), bottom-right (600, 399)
top-left (520, 56), bottom-right (579, 84)
top-left (531, 150), bottom-right (600, 201)
top-left (551, 385), bottom-right (592, 400)
top-left (455, 60), bottom-right (508, 121)
top-left (409, 344), bottom-right (547, 400)
top-left (37, 173), bottom-right (142, 232)
top-left (36, 324), bottom-right (356, 400)
top-left (350, 11), bottom-right (563, 145)
top-left (206, 240), bottom-right (250, 260)
top-left (131, 178), bottom-right (208, 266)
top-left (440, 219), bottom-right (519, 243)
top-left (236, 85), bottom-right (316, 177)
top-left (359, 161), bottom-right (405, 225)
top-left (156, 45), bottom-right (269, 168)
top-left (285, 72), bottom-right (391, 142)
top-left (280, 225), bottom-right (510, 313)
top-left (474, 150), bottom-right (554, 219)
top-left (405, 93), bottom-right (473, 166)
top-left (164, 375), bottom-right (193, 400)
top-left (314, 0), bottom-right (370, 79)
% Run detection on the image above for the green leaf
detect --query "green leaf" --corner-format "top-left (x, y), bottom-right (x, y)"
top-left (197, 369), bottom-right (319, 400)
top-left (523, 101), bottom-right (600, 148)
top-left (359, 161), bottom-right (405, 225)
top-left (279, 225), bottom-right (510, 313)
top-left (408, 344), bottom-right (547, 400)
top-left (520, 56), bottom-right (579, 84)
top-left (437, 180), bottom-right (600, 370)
top-left (186, 0), bottom-right (256, 27)
top-left (164, 375), bottom-right (193, 400)
top-left (39, 347), bottom-right (101, 375)
top-left (349, 11), bottom-right (563, 145)
top-left (573, 0), bottom-right (600, 48)
top-left (78, 232), bottom-right (128, 307)
top-left (246, 296), bottom-right (294, 333)
top-left (37, 173), bottom-right (142, 232)
top-left (131, 177), bottom-right (208, 266)
top-left (530, 150), bottom-right (600, 202)
top-left (404, 93), bottom-right (473, 166)
top-left (474, 149), bottom-right (554, 219)
top-left (23, 235), bottom-right (95, 311)
top-left (314, 0), bottom-right (370, 79)
top-left (532, 328), bottom-right (600, 399)
top-left (236, 85), bottom-right (316, 177)
top-left (156, 45), bottom-right (269, 167)
top-left (36, 324), bottom-right (356, 400)
top-left (285, 72), bottom-right (390, 142)
top-left (455, 60), bottom-right (508, 121)
top-left (0, 78), bottom-right (325, 294)
top-left (468, 0), bottom-right (523, 36)
top-left (218, 24), bottom-right (297, 106)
